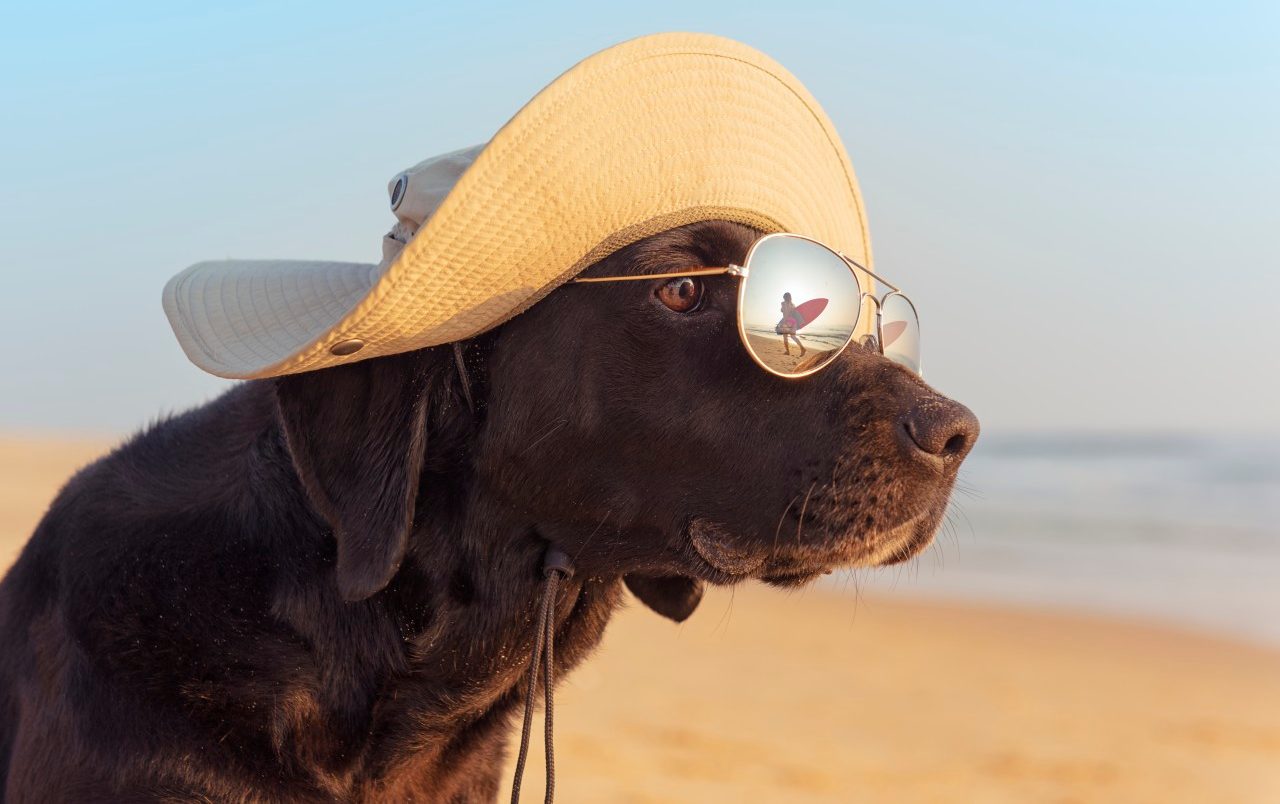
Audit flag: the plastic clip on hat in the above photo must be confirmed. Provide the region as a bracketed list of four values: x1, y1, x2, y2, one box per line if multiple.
[162, 32, 874, 379]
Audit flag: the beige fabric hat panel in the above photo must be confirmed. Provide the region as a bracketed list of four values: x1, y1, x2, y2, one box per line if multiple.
[163, 32, 873, 379]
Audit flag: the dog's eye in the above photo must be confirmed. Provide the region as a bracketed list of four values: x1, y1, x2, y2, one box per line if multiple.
[656, 278, 704, 313]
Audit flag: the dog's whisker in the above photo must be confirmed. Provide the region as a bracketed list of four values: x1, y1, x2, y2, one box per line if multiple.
[938, 513, 958, 562]
[773, 494, 801, 555]
[952, 471, 985, 501]
[571, 510, 612, 564]
[795, 482, 817, 544]
[520, 417, 570, 455]
[845, 567, 868, 630]
[949, 500, 977, 543]
[713, 586, 737, 638]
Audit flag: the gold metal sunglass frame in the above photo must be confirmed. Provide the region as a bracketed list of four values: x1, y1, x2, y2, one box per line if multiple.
[571, 232, 921, 379]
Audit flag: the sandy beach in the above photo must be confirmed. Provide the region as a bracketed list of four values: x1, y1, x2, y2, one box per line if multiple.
[2, 435, 1278, 802]
[743, 332, 842, 375]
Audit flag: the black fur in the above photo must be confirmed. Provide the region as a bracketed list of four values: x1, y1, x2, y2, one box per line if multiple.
[0, 221, 976, 801]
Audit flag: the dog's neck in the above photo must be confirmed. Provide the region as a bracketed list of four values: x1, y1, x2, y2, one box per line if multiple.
[277, 475, 623, 799]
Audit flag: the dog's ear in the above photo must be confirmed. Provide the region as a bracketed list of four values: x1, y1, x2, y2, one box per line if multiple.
[275, 350, 433, 602]
[624, 574, 704, 623]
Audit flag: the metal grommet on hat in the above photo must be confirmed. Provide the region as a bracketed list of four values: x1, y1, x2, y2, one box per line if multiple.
[389, 174, 409, 211]
[329, 338, 365, 356]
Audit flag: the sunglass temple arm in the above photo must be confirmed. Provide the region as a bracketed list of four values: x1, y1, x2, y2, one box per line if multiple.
[569, 267, 738, 283]
[838, 252, 899, 293]
[568, 254, 894, 291]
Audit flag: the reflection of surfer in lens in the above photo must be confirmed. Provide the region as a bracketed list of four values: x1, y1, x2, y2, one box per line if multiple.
[776, 292, 806, 356]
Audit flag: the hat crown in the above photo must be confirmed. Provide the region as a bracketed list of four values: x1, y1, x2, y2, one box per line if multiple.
[381, 143, 484, 267]
[388, 144, 485, 226]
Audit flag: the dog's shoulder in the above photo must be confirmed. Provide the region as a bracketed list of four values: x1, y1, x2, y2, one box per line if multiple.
[2, 381, 314, 647]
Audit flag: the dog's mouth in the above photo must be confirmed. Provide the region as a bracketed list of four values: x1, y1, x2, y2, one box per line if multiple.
[683, 502, 944, 588]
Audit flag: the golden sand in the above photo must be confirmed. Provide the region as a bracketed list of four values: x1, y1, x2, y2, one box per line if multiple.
[3, 436, 1278, 802]
[743, 332, 842, 375]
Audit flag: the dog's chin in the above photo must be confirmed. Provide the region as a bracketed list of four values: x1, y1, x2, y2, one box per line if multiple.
[685, 508, 944, 589]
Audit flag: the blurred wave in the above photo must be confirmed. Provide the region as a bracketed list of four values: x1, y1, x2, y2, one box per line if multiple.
[840, 432, 1280, 646]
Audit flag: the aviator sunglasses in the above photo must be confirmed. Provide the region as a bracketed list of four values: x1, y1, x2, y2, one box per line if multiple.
[572, 232, 921, 379]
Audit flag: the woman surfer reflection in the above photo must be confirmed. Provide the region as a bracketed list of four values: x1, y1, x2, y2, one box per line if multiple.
[776, 292, 807, 356]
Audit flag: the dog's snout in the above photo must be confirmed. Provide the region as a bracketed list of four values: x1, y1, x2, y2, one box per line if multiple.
[899, 398, 979, 465]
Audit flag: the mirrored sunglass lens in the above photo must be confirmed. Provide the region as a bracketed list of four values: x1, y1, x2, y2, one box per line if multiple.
[738, 236, 861, 376]
[880, 293, 921, 375]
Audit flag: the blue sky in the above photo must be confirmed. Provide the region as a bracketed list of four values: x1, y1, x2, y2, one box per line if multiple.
[1, 1, 1276, 434]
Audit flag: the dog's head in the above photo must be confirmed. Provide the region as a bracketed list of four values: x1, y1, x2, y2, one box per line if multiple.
[275, 221, 978, 620]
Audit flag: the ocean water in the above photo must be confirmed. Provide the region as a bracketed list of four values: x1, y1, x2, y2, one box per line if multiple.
[744, 325, 852, 351]
[836, 433, 1280, 647]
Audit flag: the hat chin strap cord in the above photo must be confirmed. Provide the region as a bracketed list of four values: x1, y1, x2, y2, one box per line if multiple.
[451, 340, 568, 802]
[509, 546, 575, 804]
[451, 342, 476, 414]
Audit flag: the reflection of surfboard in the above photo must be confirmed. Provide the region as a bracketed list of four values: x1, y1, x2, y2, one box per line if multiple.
[881, 320, 907, 348]
[776, 298, 828, 334]
[792, 298, 827, 330]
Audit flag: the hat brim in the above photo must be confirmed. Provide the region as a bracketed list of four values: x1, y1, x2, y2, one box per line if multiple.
[165, 32, 874, 379]
[164, 259, 377, 377]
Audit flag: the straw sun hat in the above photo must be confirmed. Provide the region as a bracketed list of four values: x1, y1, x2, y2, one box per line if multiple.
[163, 32, 872, 379]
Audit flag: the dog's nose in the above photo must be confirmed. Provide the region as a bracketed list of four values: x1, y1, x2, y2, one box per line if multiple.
[899, 398, 979, 465]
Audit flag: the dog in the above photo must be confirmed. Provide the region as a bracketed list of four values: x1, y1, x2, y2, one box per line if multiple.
[0, 220, 977, 801]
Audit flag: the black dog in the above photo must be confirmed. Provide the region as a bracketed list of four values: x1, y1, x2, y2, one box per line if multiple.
[0, 220, 977, 801]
